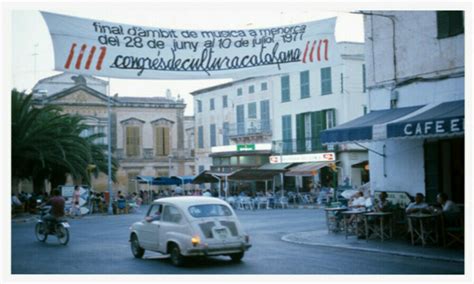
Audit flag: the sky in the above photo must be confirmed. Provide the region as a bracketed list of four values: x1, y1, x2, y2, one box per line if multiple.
[11, 3, 364, 115]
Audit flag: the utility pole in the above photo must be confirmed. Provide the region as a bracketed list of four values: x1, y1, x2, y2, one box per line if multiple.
[107, 79, 113, 215]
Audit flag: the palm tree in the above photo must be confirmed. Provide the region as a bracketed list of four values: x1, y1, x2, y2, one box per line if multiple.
[12, 90, 118, 194]
[80, 131, 119, 186]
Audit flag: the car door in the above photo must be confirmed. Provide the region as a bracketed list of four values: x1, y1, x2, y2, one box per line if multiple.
[159, 205, 185, 250]
[140, 203, 163, 251]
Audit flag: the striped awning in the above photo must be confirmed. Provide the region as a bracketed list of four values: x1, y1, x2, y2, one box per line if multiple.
[285, 162, 333, 176]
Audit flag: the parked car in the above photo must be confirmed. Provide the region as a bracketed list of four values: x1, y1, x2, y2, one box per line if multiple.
[129, 196, 252, 266]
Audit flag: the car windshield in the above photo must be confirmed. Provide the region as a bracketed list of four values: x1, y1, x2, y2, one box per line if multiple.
[188, 204, 233, 218]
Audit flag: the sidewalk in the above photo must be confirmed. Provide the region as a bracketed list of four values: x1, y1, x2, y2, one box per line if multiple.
[282, 229, 464, 263]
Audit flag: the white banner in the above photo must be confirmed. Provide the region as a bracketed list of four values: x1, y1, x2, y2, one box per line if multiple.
[269, 152, 335, 164]
[41, 12, 339, 80]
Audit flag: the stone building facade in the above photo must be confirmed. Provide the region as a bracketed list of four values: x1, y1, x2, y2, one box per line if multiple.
[32, 73, 195, 193]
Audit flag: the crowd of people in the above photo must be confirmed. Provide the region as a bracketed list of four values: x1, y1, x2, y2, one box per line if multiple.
[341, 189, 462, 240]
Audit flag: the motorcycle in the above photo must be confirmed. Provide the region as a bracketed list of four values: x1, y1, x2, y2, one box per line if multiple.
[34, 206, 70, 245]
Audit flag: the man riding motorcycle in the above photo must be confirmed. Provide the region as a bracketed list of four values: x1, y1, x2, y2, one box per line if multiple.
[42, 189, 65, 224]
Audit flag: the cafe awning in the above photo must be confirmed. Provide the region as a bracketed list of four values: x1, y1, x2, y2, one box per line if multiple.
[136, 176, 155, 184]
[192, 171, 220, 184]
[170, 175, 195, 185]
[228, 169, 283, 181]
[387, 100, 464, 139]
[285, 161, 333, 176]
[135, 176, 180, 186]
[153, 177, 179, 185]
[320, 106, 423, 144]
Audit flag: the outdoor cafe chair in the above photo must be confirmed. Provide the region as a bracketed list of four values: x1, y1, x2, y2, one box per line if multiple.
[275, 196, 289, 209]
[443, 210, 464, 247]
[255, 197, 269, 209]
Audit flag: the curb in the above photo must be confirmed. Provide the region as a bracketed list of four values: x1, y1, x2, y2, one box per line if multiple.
[281, 233, 464, 263]
[287, 205, 321, 209]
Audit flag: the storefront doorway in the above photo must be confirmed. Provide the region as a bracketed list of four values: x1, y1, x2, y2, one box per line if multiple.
[424, 138, 464, 204]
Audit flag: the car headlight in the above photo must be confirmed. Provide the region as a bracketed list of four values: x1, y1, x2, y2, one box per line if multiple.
[191, 235, 201, 246]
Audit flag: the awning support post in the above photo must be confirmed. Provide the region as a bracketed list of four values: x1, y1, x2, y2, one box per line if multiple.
[225, 175, 228, 199]
[280, 173, 284, 198]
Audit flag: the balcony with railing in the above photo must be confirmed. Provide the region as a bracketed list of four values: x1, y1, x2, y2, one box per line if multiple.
[227, 119, 272, 139]
[116, 148, 195, 162]
[272, 138, 327, 155]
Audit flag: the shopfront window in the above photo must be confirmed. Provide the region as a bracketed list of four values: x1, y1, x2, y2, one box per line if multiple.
[239, 155, 257, 165]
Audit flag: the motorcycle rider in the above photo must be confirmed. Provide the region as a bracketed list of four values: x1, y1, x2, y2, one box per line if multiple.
[42, 189, 66, 225]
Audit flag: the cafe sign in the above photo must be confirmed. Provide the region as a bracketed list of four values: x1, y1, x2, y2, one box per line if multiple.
[387, 117, 464, 138]
[211, 143, 271, 153]
[269, 152, 335, 164]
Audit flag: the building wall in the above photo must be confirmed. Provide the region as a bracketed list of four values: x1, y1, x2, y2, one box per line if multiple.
[115, 107, 179, 150]
[31, 73, 195, 194]
[364, 11, 464, 88]
[192, 42, 369, 186]
[368, 140, 425, 197]
[193, 77, 273, 172]
[363, 11, 464, 196]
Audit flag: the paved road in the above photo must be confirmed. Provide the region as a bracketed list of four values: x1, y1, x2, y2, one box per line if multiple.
[11, 208, 464, 274]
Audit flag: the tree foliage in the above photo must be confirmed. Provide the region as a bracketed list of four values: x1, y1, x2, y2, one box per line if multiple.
[12, 89, 118, 193]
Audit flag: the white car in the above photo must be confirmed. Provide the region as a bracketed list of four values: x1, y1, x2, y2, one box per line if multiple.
[129, 196, 251, 266]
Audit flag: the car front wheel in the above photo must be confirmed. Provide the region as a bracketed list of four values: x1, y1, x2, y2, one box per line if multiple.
[130, 234, 145, 258]
[229, 252, 244, 262]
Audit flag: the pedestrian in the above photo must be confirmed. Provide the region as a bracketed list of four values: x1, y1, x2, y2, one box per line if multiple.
[70, 185, 82, 218]
[175, 185, 183, 196]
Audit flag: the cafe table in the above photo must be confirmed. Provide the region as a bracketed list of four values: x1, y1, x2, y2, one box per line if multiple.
[324, 207, 347, 233]
[341, 210, 367, 239]
[362, 211, 393, 242]
[407, 212, 443, 247]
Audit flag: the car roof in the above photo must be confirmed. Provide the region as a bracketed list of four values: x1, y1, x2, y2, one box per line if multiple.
[152, 196, 229, 207]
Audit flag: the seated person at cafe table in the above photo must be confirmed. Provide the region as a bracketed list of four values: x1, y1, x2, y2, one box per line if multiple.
[436, 193, 460, 214]
[405, 193, 429, 214]
[349, 191, 367, 211]
[405, 193, 436, 240]
[347, 191, 370, 225]
[436, 192, 461, 227]
[374, 191, 392, 212]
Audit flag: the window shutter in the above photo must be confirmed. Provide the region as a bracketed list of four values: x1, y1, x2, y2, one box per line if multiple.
[126, 127, 132, 156]
[437, 11, 450, 38]
[449, 11, 464, 36]
[281, 75, 290, 102]
[296, 113, 306, 153]
[163, 128, 170, 155]
[132, 127, 140, 156]
[311, 111, 326, 151]
[155, 127, 164, 156]
[437, 11, 464, 38]
[321, 67, 332, 95]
